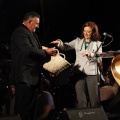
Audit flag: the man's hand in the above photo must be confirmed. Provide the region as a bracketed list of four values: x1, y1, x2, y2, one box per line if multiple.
[46, 47, 57, 56]
[10, 85, 15, 95]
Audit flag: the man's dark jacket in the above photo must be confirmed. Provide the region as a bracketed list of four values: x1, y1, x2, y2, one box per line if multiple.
[10, 24, 50, 85]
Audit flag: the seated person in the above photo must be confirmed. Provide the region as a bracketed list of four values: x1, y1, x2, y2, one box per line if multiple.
[35, 91, 57, 120]
[99, 65, 120, 113]
[34, 73, 58, 120]
[100, 65, 119, 101]
[9, 73, 57, 120]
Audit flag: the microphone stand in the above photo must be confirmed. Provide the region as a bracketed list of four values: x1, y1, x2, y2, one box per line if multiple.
[93, 35, 113, 104]
[93, 40, 104, 104]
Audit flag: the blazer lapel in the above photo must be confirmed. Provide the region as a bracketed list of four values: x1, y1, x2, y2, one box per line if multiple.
[77, 39, 85, 51]
[30, 32, 41, 48]
[21, 24, 42, 48]
[33, 33, 41, 48]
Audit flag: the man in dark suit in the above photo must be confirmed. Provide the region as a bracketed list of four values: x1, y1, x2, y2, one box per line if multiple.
[10, 11, 56, 120]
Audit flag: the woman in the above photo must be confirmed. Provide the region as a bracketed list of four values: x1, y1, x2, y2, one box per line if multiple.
[51, 21, 102, 108]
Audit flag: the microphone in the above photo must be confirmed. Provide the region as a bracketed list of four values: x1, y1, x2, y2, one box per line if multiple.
[103, 32, 113, 37]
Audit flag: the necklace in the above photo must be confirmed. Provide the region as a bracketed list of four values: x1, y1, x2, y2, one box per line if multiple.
[85, 41, 91, 49]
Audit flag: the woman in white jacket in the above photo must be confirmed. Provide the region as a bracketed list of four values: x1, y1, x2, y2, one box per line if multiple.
[51, 21, 102, 108]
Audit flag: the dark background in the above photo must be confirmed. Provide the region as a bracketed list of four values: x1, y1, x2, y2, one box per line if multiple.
[0, 0, 120, 70]
[0, 0, 120, 114]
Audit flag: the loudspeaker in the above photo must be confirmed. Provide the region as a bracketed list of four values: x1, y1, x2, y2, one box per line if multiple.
[64, 107, 108, 120]
[0, 114, 21, 120]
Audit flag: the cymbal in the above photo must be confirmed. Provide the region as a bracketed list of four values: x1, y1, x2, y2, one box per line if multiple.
[98, 50, 120, 58]
[97, 52, 114, 58]
[107, 50, 120, 56]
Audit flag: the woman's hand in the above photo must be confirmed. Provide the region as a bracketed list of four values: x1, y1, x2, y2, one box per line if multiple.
[50, 39, 61, 44]
[82, 51, 90, 56]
